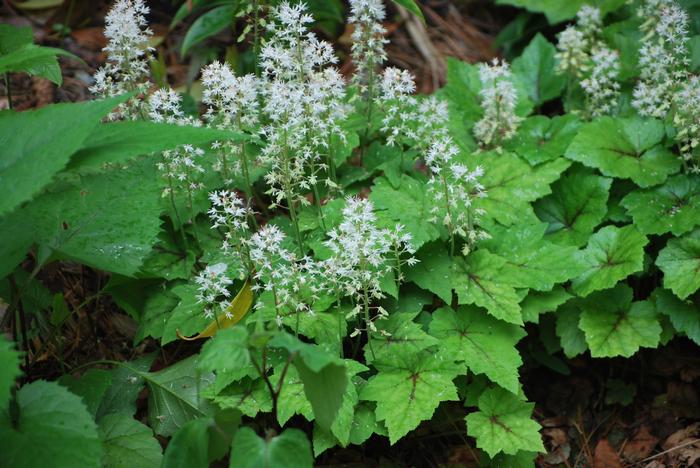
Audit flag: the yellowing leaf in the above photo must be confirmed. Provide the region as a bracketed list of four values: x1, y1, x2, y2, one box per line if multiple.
[177, 280, 253, 341]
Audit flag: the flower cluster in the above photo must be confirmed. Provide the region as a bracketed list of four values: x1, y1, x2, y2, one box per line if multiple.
[349, 0, 388, 91]
[633, 0, 690, 118]
[555, 6, 602, 77]
[580, 47, 621, 117]
[208, 190, 255, 277]
[195, 263, 234, 320]
[672, 75, 700, 172]
[473, 59, 521, 148]
[91, 0, 154, 119]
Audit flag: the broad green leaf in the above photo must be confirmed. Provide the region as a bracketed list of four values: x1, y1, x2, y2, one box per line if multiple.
[654, 288, 700, 345]
[466, 387, 544, 458]
[475, 152, 570, 226]
[0, 41, 78, 84]
[204, 377, 272, 418]
[657, 229, 700, 299]
[162, 284, 208, 345]
[621, 174, 700, 235]
[565, 117, 680, 187]
[197, 327, 252, 394]
[161, 417, 210, 468]
[508, 115, 580, 165]
[230, 427, 313, 468]
[391, 0, 425, 22]
[271, 365, 314, 426]
[429, 306, 525, 393]
[98, 414, 163, 468]
[0, 23, 33, 52]
[487, 451, 538, 467]
[534, 166, 612, 247]
[0, 335, 21, 409]
[0, 95, 127, 216]
[0, 380, 102, 468]
[578, 285, 661, 357]
[182, 5, 237, 56]
[365, 310, 439, 364]
[360, 351, 462, 444]
[520, 286, 572, 323]
[406, 242, 453, 303]
[96, 355, 155, 420]
[481, 222, 584, 291]
[145, 355, 214, 436]
[554, 301, 588, 358]
[0, 209, 33, 279]
[371, 175, 441, 249]
[70, 120, 248, 172]
[495, 0, 626, 24]
[511, 34, 566, 106]
[571, 225, 648, 297]
[58, 369, 113, 418]
[452, 249, 523, 325]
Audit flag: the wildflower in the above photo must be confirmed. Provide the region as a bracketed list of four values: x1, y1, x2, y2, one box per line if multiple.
[208, 190, 255, 277]
[377, 67, 418, 147]
[555, 6, 603, 77]
[580, 47, 620, 117]
[349, 0, 388, 89]
[473, 59, 521, 148]
[673, 75, 700, 172]
[195, 263, 233, 319]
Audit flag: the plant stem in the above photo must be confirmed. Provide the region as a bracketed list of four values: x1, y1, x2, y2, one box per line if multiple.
[440, 173, 456, 257]
[5, 73, 12, 110]
[363, 287, 375, 361]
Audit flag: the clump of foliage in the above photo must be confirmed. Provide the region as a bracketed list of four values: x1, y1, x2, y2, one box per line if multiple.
[2, 0, 700, 466]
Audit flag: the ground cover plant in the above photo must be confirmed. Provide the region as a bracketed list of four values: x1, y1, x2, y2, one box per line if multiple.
[2, 0, 700, 466]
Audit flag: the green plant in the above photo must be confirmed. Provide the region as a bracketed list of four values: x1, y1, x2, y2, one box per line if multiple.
[2, 0, 700, 466]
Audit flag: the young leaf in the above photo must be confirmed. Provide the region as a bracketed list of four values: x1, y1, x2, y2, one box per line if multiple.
[360, 351, 462, 444]
[0, 380, 102, 468]
[161, 417, 211, 468]
[0, 95, 127, 217]
[466, 387, 544, 458]
[452, 250, 523, 325]
[620, 174, 700, 236]
[429, 306, 525, 393]
[654, 288, 700, 345]
[98, 414, 163, 468]
[507, 115, 580, 165]
[511, 34, 566, 106]
[657, 229, 700, 299]
[571, 225, 648, 297]
[578, 285, 661, 357]
[534, 167, 612, 247]
[0, 335, 21, 410]
[565, 117, 680, 188]
[230, 427, 313, 468]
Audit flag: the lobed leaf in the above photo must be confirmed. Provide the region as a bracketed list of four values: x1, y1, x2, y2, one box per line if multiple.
[657, 229, 700, 300]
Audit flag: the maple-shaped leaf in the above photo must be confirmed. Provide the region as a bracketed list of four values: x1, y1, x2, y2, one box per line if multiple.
[571, 225, 648, 297]
[466, 387, 545, 458]
[452, 249, 523, 325]
[657, 229, 700, 300]
[359, 351, 462, 444]
[371, 174, 442, 249]
[565, 117, 680, 187]
[511, 34, 567, 106]
[554, 300, 588, 358]
[654, 288, 700, 345]
[406, 242, 453, 303]
[481, 222, 584, 291]
[621, 174, 700, 236]
[578, 285, 661, 357]
[429, 306, 525, 393]
[473, 151, 570, 226]
[508, 115, 580, 166]
[203, 377, 272, 418]
[364, 311, 439, 364]
[534, 166, 612, 247]
[520, 286, 572, 323]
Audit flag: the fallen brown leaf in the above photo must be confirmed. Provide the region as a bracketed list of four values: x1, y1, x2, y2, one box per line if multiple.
[594, 439, 623, 468]
[623, 425, 659, 462]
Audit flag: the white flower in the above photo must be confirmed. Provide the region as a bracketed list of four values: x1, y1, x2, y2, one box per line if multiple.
[473, 59, 521, 147]
[555, 26, 589, 76]
[673, 75, 700, 172]
[349, 0, 388, 88]
[202, 61, 260, 129]
[195, 263, 233, 319]
[580, 46, 620, 117]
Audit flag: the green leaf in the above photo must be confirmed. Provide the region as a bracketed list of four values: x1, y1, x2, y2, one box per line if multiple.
[0, 335, 21, 410]
[555, 301, 588, 358]
[508, 115, 580, 165]
[0, 380, 102, 468]
[204, 377, 271, 418]
[0, 24, 33, 53]
[466, 387, 544, 458]
[452, 250, 523, 325]
[534, 166, 612, 247]
[391, 0, 425, 22]
[0, 39, 78, 84]
[58, 369, 113, 418]
[494, 0, 626, 24]
[0, 95, 127, 217]
[475, 152, 570, 226]
[654, 288, 700, 345]
[565, 117, 680, 188]
[182, 5, 237, 56]
[481, 222, 584, 291]
[70, 120, 248, 172]
[511, 34, 566, 106]
[197, 327, 252, 393]
[657, 229, 700, 299]
[162, 284, 208, 345]
[272, 365, 314, 426]
[230, 427, 313, 468]
[621, 174, 700, 236]
[98, 414, 163, 468]
[520, 286, 572, 323]
[571, 225, 648, 297]
[145, 355, 214, 436]
[430, 306, 525, 393]
[406, 242, 453, 303]
[161, 417, 211, 468]
[97, 355, 155, 420]
[360, 351, 462, 444]
[578, 285, 661, 357]
[370, 175, 441, 249]
[365, 310, 439, 364]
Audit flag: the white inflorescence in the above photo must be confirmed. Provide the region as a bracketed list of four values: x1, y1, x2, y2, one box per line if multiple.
[673, 75, 700, 172]
[580, 47, 621, 117]
[195, 263, 234, 319]
[208, 190, 255, 277]
[473, 59, 521, 148]
[349, 0, 388, 89]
